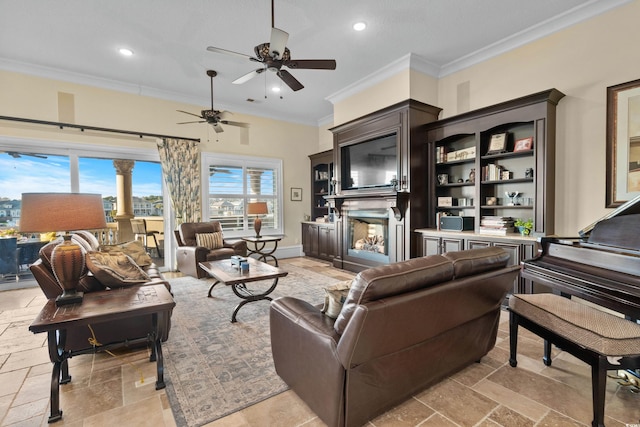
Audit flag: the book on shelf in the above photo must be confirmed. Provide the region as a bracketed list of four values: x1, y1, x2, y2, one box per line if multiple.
[478, 226, 512, 236]
[479, 216, 515, 235]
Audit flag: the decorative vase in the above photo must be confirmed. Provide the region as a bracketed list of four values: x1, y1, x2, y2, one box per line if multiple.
[517, 226, 531, 236]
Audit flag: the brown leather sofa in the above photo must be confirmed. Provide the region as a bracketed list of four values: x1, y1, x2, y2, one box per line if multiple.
[30, 231, 172, 350]
[174, 221, 247, 278]
[270, 247, 520, 427]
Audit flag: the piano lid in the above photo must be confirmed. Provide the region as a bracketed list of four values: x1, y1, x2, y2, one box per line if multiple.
[579, 193, 640, 237]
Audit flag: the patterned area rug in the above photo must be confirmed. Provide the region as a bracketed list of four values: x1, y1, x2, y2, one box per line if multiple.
[164, 263, 332, 427]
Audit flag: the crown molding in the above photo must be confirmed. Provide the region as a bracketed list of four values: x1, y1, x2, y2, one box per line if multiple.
[439, 0, 633, 76]
[0, 58, 319, 127]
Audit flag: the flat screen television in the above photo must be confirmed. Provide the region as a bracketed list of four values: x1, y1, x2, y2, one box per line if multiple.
[341, 133, 397, 190]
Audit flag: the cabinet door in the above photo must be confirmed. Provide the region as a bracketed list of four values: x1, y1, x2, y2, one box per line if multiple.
[318, 225, 336, 260]
[493, 241, 521, 294]
[420, 235, 441, 256]
[441, 238, 464, 254]
[302, 223, 319, 257]
[467, 239, 491, 250]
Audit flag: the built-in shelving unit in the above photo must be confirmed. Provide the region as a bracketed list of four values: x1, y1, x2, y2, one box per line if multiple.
[427, 88, 565, 237]
[310, 150, 333, 222]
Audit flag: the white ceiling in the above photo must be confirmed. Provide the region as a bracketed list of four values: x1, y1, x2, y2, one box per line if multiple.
[0, 0, 630, 126]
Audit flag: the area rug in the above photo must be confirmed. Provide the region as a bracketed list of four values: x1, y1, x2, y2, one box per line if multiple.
[163, 264, 332, 427]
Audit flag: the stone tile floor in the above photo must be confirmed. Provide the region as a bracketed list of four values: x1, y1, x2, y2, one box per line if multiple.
[1, 257, 640, 426]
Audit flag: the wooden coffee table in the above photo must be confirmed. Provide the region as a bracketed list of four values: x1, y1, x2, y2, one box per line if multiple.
[199, 257, 288, 323]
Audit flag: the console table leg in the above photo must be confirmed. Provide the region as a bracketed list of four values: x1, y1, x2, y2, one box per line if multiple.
[48, 360, 63, 423]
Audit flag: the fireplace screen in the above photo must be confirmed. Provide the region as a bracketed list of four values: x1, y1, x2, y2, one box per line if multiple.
[347, 209, 389, 264]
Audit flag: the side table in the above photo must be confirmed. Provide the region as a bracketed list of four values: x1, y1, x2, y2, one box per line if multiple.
[242, 235, 283, 266]
[29, 284, 175, 423]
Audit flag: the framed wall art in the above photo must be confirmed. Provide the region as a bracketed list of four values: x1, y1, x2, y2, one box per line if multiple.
[513, 137, 533, 152]
[291, 187, 302, 201]
[606, 78, 640, 207]
[486, 133, 508, 155]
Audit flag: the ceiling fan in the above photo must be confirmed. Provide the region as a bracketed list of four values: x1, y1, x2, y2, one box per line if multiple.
[5, 151, 47, 159]
[177, 70, 249, 133]
[206, 0, 336, 92]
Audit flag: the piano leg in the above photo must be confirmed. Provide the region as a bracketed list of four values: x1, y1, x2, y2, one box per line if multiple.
[591, 358, 607, 427]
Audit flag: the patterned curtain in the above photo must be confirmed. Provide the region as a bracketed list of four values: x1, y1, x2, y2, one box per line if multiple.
[157, 138, 201, 224]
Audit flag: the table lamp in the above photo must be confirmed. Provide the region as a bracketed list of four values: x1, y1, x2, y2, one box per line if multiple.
[19, 193, 107, 306]
[247, 202, 268, 238]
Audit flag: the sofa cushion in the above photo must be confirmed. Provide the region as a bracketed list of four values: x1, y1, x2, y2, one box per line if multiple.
[39, 235, 94, 270]
[442, 246, 510, 279]
[179, 222, 223, 247]
[196, 232, 224, 249]
[85, 251, 150, 288]
[100, 240, 153, 267]
[334, 255, 454, 335]
[322, 280, 353, 319]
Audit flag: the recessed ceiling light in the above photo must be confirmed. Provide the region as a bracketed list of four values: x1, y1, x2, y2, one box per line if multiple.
[353, 22, 366, 31]
[118, 48, 134, 57]
[271, 87, 281, 93]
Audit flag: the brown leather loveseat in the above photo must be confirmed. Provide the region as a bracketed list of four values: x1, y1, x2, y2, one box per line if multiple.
[174, 221, 247, 278]
[270, 247, 520, 427]
[30, 231, 172, 350]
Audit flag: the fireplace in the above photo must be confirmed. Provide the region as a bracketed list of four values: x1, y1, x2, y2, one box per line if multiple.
[347, 209, 389, 264]
[326, 191, 408, 272]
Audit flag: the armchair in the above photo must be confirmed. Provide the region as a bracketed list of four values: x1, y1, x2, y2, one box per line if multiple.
[174, 221, 247, 278]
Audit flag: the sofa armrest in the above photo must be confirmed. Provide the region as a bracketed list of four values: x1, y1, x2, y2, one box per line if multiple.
[176, 245, 209, 278]
[270, 296, 346, 426]
[224, 239, 247, 256]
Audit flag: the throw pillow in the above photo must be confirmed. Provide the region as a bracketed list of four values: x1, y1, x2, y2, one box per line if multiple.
[85, 251, 150, 289]
[322, 280, 353, 319]
[196, 232, 224, 249]
[100, 240, 153, 267]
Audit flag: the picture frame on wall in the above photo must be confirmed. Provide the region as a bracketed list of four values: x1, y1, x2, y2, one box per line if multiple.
[291, 187, 302, 201]
[486, 133, 508, 155]
[513, 137, 533, 152]
[606, 78, 640, 207]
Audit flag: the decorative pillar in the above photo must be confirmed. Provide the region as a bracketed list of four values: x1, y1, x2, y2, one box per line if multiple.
[113, 159, 135, 242]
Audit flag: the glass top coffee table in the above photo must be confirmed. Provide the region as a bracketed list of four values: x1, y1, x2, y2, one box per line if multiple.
[199, 257, 288, 323]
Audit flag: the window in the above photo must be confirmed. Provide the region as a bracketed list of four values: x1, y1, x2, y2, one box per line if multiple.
[202, 153, 282, 237]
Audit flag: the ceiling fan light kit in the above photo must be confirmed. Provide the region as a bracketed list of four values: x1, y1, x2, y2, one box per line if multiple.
[176, 70, 250, 133]
[206, 0, 336, 92]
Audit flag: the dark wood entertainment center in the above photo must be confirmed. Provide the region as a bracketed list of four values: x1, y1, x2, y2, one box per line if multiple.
[302, 90, 563, 278]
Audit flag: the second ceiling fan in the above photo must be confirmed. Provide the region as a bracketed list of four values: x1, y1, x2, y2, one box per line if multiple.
[206, 0, 336, 92]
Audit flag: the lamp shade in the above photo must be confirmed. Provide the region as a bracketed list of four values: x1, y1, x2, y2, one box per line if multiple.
[247, 202, 268, 215]
[19, 193, 107, 233]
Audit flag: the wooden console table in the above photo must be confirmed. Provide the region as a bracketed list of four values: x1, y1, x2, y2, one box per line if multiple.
[29, 284, 175, 423]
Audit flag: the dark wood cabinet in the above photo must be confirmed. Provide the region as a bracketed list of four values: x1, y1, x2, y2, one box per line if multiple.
[420, 234, 464, 256]
[302, 222, 335, 261]
[309, 150, 333, 222]
[426, 89, 564, 236]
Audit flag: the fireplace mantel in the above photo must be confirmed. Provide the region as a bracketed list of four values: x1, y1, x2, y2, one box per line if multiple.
[325, 191, 410, 220]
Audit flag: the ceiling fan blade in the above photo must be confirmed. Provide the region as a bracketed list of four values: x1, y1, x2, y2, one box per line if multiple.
[233, 68, 265, 85]
[177, 110, 204, 119]
[217, 110, 233, 119]
[269, 27, 289, 60]
[277, 69, 304, 91]
[177, 120, 206, 124]
[221, 120, 250, 128]
[285, 59, 337, 70]
[206, 46, 256, 62]
[212, 123, 224, 133]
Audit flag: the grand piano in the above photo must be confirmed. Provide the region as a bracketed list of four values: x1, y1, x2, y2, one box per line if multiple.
[521, 194, 640, 320]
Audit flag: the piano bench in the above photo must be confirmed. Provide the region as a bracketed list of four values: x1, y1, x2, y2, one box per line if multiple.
[508, 293, 640, 427]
